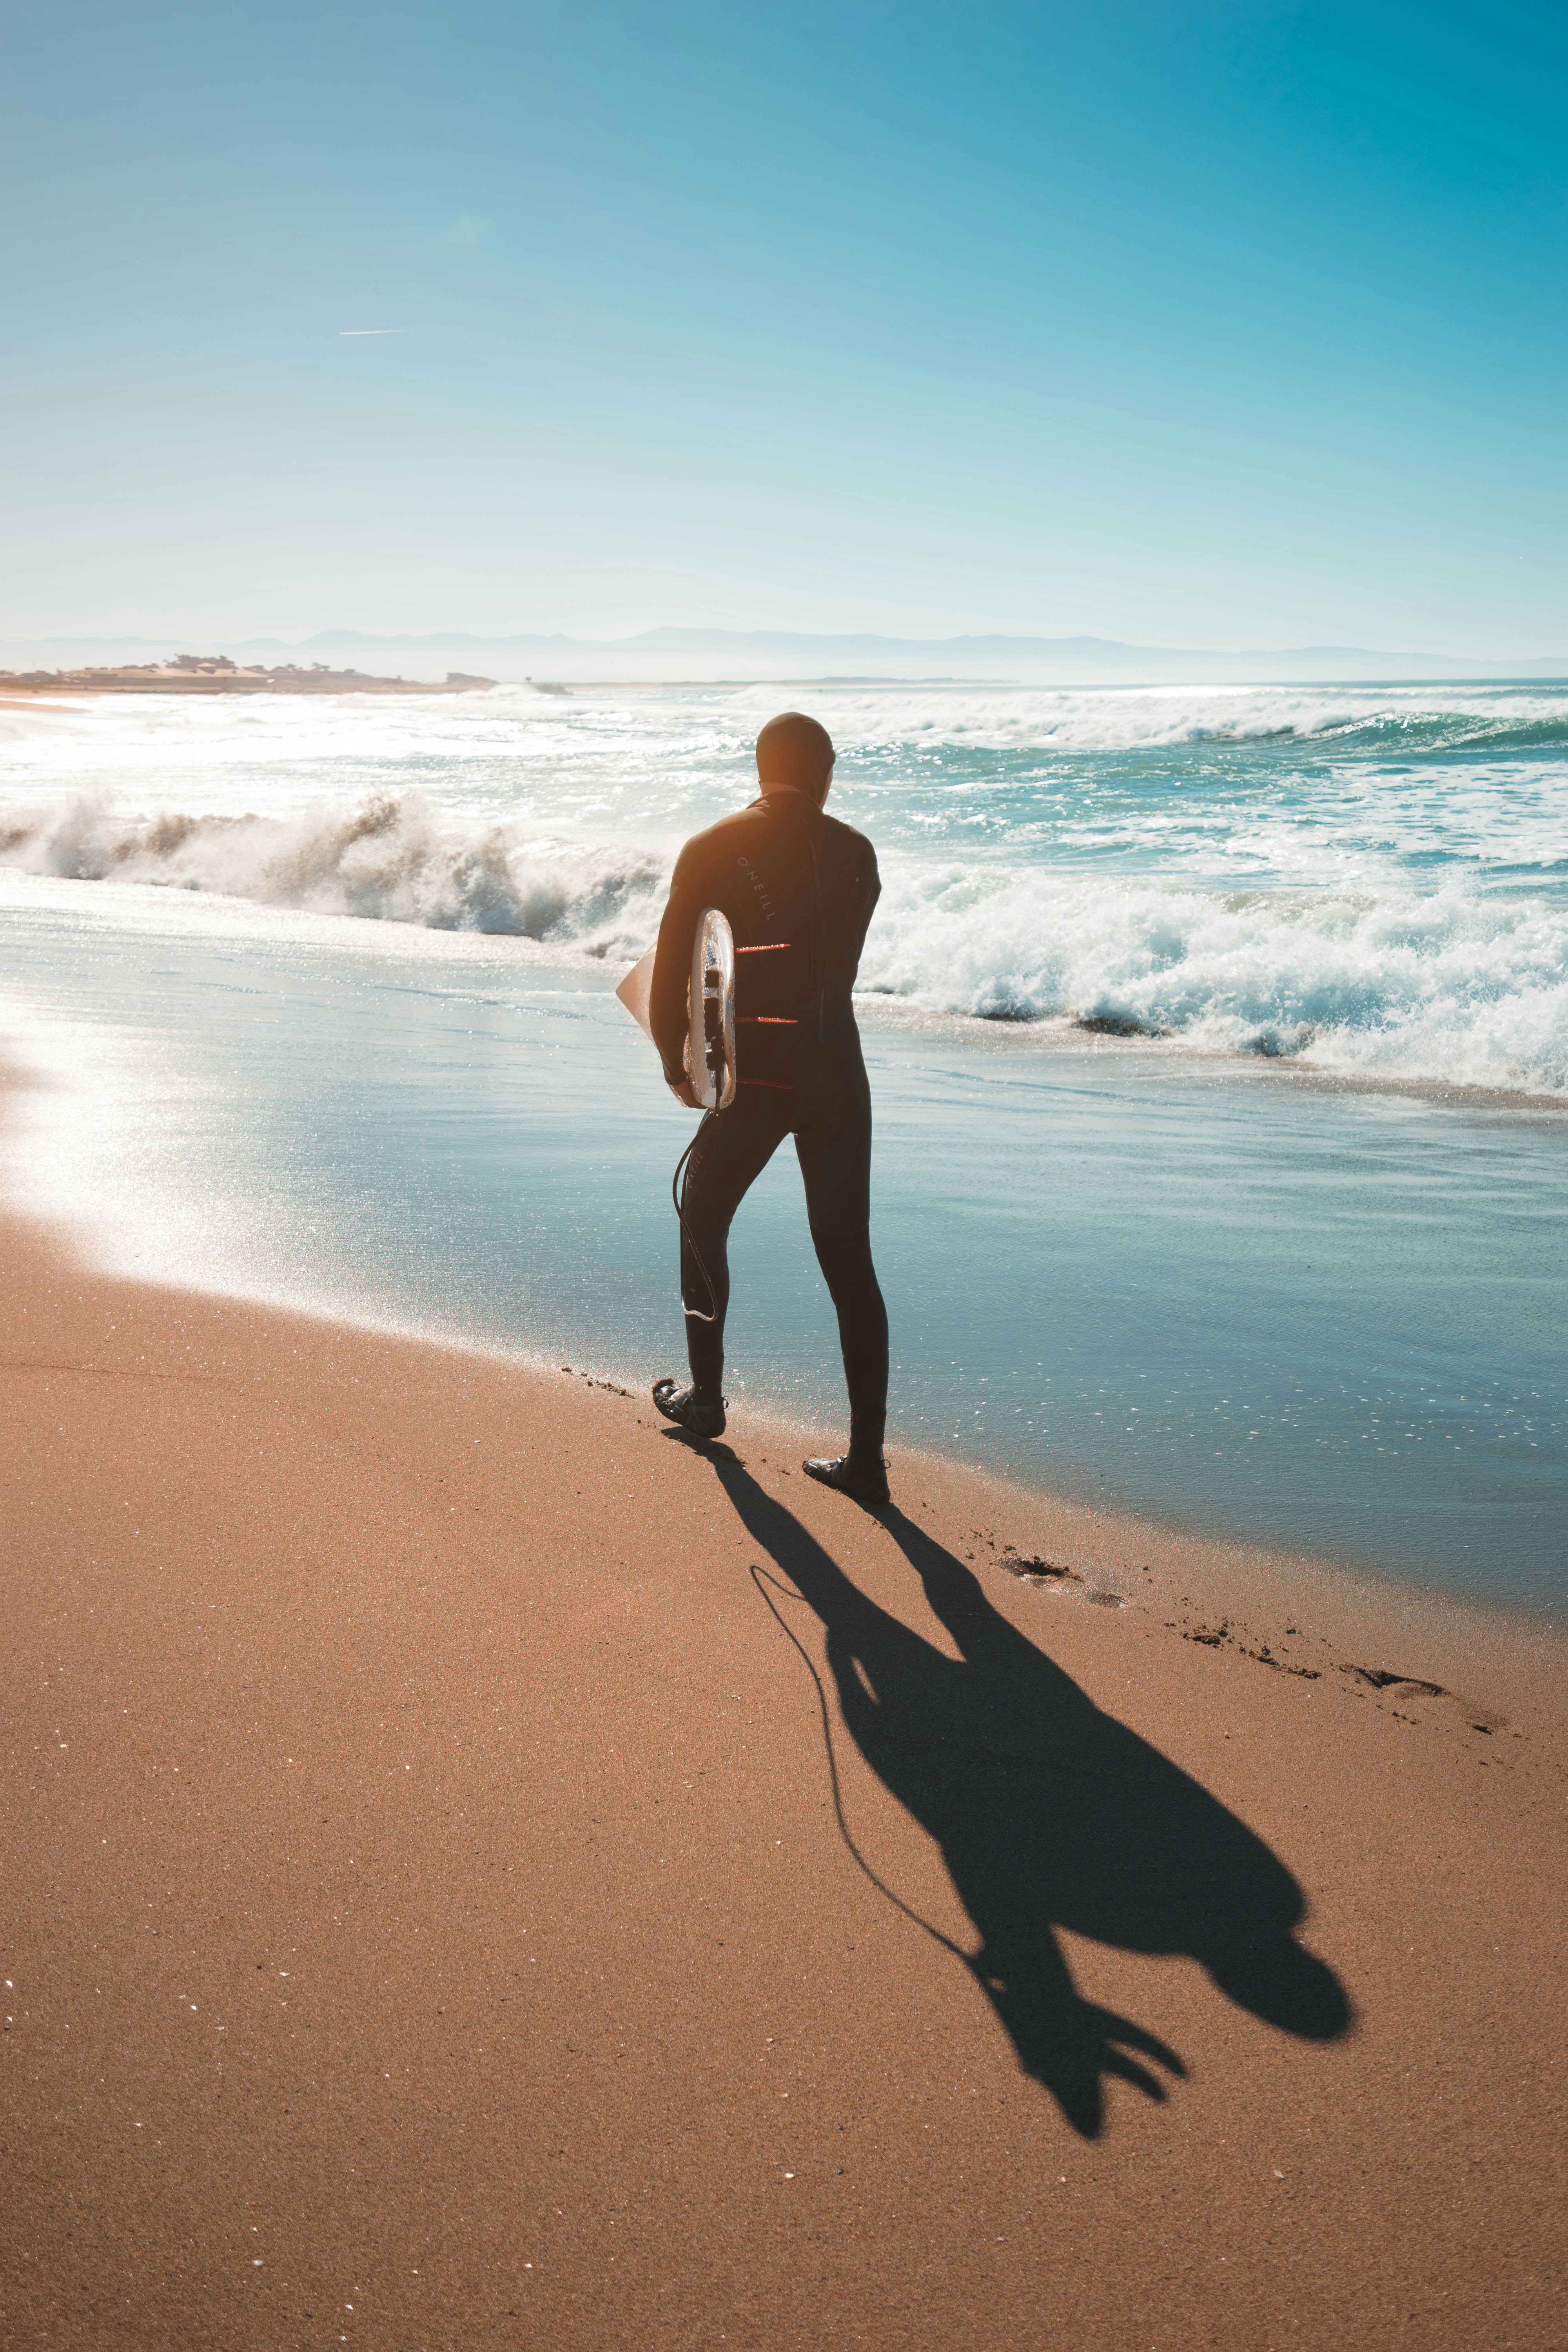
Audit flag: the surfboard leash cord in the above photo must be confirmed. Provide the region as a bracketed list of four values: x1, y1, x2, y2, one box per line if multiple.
[748, 1558, 977, 1976]
[673, 1114, 721, 1325]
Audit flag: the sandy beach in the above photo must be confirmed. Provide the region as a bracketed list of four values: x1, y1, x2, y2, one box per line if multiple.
[3, 1098, 1564, 2350]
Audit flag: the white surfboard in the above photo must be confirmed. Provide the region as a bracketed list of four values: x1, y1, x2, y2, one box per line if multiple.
[616, 911, 737, 1109]
[615, 944, 657, 1038]
[688, 907, 737, 1110]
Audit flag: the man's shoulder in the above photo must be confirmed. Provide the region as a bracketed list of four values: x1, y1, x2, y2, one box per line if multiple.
[675, 804, 760, 864]
[675, 799, 876, 867]
[819, 809, 878, 865]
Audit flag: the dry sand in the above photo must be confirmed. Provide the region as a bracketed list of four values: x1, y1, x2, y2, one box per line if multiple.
[2, 1189, 1565, 2348]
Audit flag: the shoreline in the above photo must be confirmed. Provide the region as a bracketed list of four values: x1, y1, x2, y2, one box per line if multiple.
[0, 929, 1561, 1617]
[0, 855, 1561, 1118]
[4, 998, 1561, 1633]
[14, 1135, 1566, 1653]
[853, 993, 1568, 1115]
[2, 1127, 1565, 2343]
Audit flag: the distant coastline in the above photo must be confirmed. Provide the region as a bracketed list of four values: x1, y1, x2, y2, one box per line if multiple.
[4, 628, 1566, 688]
[0, 653, 494, 698]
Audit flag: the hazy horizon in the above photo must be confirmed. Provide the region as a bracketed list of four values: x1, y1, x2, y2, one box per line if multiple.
[5, 621, 1566, 689]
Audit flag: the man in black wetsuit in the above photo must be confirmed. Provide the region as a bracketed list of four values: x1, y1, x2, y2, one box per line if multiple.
[648, 711, 890, 1504]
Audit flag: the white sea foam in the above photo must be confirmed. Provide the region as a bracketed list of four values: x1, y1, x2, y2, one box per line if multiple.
[728, 678, 1568, 752]
[2, 681, 1564, 1097]
[0, 793, 669, 952]
[858, 864, 1568, 1095]
[2, 791, 1564, 1095]
[4, 677, 1567, 778]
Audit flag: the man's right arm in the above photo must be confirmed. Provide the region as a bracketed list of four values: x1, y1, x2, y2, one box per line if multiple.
[650, 839, 705, 1088]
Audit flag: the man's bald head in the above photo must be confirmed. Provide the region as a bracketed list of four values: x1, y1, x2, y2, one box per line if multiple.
[755, 711, 835, 805]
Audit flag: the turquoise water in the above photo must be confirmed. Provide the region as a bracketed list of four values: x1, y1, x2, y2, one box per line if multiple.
[4, 677, 1565, 1091]
[0, 680, 1563, 1610]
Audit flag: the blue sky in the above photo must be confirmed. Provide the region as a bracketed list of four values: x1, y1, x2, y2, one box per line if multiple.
[4, 1, 1565, 651]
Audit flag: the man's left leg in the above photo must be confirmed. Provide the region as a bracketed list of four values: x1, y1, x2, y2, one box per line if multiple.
[795, 1088, 889, 1500]
[811, 1225, 889, 1472]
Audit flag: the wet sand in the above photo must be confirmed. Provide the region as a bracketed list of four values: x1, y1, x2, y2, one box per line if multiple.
[2, 1183, 1565, 2346]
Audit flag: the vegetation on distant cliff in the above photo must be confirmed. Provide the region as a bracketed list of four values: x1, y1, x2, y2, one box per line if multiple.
[0, 657, 493, 696]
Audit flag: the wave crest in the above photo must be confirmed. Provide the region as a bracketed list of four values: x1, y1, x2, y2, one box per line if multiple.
[730, 681, 1568, 755]
[4, 792, 1564, 1096]
[859, 866, 1568, 1095]
[0, 792, 668, 956]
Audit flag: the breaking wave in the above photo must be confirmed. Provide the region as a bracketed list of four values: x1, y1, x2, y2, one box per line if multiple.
[860, 863, 1568, 1097]
[726, 681, 1568, 757]
[0, 791, 669, 959]
[4, 790, 1564, 1097]
[4, 678, 1568, 773]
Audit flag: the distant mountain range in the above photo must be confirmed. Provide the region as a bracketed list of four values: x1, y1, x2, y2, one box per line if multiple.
[4, 626, 1564, 684]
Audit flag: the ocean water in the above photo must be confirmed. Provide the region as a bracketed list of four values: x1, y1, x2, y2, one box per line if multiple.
[1, 681, 1564, 1610]
[4, 677, 1566, 1093]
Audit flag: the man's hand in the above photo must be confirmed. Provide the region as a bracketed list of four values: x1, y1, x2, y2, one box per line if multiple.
[666, 1074, 702, 1109]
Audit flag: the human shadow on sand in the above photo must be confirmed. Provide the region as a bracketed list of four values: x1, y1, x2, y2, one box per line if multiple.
[704, 1451, 1352, 2138]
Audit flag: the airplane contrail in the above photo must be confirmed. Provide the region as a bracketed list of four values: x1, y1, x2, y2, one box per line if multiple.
[340, 328, 405, 336]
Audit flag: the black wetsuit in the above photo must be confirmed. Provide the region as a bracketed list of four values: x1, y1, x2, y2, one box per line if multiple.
[650, 787, 887, 1457]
